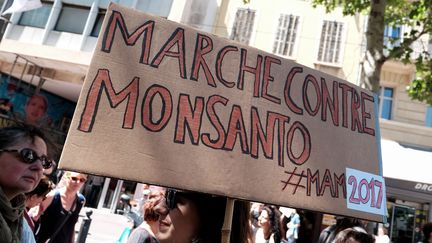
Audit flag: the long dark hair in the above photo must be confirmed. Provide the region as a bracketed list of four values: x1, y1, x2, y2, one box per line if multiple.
[321, 217, 364, 243]
[334, 227, 374, 243]
[261, 205, 282, 243]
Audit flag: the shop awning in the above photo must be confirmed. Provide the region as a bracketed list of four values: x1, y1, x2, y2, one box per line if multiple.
[381, 139, 432, 184]
[0, 51, 86, 101]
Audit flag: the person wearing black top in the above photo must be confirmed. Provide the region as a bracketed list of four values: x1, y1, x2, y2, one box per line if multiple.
[34, 171, 86, 243]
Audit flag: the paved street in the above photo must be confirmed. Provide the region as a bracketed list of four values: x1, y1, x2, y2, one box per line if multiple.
[75, 207, 131, 243]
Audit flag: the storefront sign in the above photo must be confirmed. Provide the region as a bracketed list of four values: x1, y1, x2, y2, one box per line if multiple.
[415, 183, 432, 192]
[385, 177, 432, 197]
[346, 168, 387, 216]
[60, 3, 384, 221]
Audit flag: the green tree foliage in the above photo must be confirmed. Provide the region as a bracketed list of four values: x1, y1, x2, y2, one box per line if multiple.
[311, 0, 432, 105]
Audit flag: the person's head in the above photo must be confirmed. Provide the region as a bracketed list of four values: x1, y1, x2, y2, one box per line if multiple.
[250, 202, 263, 227]
[155, 189, 251, 243]
[62, 171, 87, 192]
[25, 95, 48, 124]
[335, 217, 364, 232]
[0, 124, 53, 200]
[143, 191, 164, 223]
[422, 222, 432, 242]
[25, 176, 53, 208]
[334, 227, 375, 243]
[258, 205, 281, 242]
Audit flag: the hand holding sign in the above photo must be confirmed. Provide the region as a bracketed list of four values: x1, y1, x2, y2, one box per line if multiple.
[346, 168, 387, 216]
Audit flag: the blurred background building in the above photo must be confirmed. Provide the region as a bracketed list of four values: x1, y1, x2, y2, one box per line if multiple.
[0, 0, 430, 242]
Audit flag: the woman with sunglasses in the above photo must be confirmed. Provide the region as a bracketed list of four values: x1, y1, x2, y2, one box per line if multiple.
[34, 171, 87, 243]
[155, 189, 252, 243]
[254, 205, 282, 243]
[0, 124, 53, 242]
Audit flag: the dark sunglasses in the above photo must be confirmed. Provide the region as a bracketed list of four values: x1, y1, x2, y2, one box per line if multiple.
[165, 189, 199, 210]
[0, 148, 54, 169]
[166, 189, 177, 210]
[70, 176, 86, 183]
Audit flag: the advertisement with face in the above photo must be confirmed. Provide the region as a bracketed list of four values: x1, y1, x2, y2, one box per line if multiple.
[0, 75, 75, 131]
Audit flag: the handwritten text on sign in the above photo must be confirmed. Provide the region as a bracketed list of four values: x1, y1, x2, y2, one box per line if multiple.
[59, 3, 383, 221]
[346, 168, 387, 216]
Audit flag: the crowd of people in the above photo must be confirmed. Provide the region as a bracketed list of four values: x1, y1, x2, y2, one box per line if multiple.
[1, 124, 432, 243]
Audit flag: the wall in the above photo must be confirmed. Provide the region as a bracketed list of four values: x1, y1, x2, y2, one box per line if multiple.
[379, 64, 432, 147]
[213, 0, 365, 85]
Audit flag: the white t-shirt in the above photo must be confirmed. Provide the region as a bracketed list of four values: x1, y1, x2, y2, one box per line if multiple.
[255, 228, 275, 243]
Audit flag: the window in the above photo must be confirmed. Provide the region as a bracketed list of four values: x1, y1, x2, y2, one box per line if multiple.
[230, 8, 256, 45]
[426, 106, 432, 127]
[384, 25, 402, 50]
[273, 14, 300, 57]
[378, 87, 394, 120]
[90, 11, 105, 37]
[54, 5, 89, 34]
[18, 2, 52, 28]
[317, 20, 344, 64]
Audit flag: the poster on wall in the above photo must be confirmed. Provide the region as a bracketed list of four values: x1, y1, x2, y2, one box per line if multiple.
[59, 3, 385, 221]
[0, 75, 75, 132]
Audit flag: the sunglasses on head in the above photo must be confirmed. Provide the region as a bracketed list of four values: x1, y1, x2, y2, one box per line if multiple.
[0, 148, 54, 169]
[70, 176, 86, 183]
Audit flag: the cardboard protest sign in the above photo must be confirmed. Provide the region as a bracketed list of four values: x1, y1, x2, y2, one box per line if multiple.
[60, 3, 385, 221]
